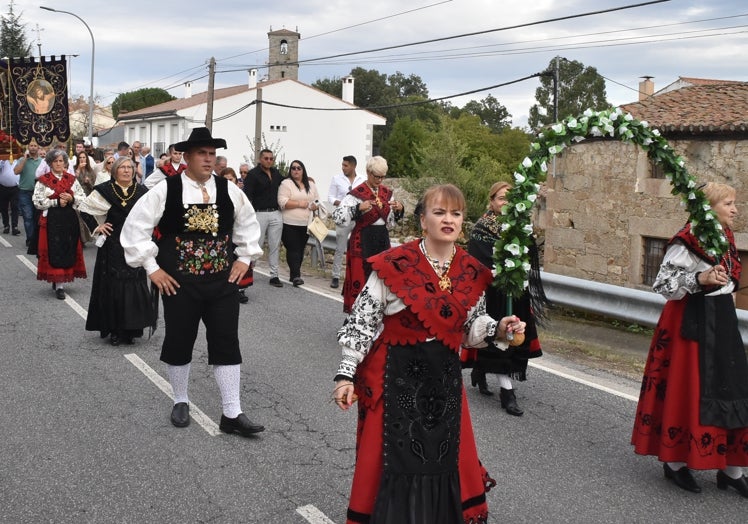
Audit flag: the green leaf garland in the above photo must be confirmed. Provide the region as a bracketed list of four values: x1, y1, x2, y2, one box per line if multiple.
[492, 107, 729, 297]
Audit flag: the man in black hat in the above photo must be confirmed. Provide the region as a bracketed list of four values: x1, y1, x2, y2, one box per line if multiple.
[121, 127, 265, 437]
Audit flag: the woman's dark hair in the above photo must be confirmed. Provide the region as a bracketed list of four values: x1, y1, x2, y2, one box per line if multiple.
[288, 159, 311, 193]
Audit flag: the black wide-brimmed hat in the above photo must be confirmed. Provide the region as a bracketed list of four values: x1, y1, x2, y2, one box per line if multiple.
[174, 127, 227, 152]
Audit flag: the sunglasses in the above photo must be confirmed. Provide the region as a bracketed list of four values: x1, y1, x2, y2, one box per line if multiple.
[290, 166, 302, 171]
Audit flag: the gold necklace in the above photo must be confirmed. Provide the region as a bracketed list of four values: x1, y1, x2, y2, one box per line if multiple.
[112, 181, 136, 207]
[421, 239, 456, 293]
[367, 183, 383, 208]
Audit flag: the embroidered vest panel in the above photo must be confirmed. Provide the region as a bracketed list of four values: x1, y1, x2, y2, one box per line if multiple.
[156, 175, 235, 281]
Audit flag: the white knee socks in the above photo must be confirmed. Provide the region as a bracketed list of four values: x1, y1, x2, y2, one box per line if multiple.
[214, 364, 242, 418]
[167, 363, 191, 404]
[497, 374, 513, 390]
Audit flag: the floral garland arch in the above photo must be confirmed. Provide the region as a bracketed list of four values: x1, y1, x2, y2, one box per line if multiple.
[492, 107, 729, 298]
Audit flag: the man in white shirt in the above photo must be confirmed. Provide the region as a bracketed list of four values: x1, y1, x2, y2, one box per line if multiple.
[327, 155, 366, 288]
[144, 144, 185, 189]
[120, 127, 265, 437]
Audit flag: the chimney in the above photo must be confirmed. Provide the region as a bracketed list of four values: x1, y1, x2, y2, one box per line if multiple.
[248, 69, 258, 90]
[639, 76, 654, 101]
[342, 75, 355, 104]
[184, 81, 192, 99]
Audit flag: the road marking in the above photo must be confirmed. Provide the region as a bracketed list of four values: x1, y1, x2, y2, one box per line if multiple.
[529, 361, 639, 402]
[17, 254, 88, 320]
[254, 268, 343, 302]
[124, 353, 221, 436]
[0, 236, 12, 248]
[296, 505, 337, 524]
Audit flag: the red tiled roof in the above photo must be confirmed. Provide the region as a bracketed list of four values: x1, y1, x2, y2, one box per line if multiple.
[621, 82, 748, 135]
[676, 76, 744, 86]
[118, 85, 252, 120]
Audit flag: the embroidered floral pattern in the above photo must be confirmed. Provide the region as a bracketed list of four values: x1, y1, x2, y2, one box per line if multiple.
[175, 234, 230, 275]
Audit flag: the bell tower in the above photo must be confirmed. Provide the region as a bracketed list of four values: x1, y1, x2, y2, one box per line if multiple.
[267, 27, 300, 81]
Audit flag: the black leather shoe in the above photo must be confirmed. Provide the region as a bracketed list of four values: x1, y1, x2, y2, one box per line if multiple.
[55, 288, 66, 300]
[170, 402, 190, 428]
[219, 413, 265, 436]
[2, 226, 8, 234]
[292, 277, 304, 287]
[499, 388, 524, 416]
[268, 277, 283, 288]
[663, 463, 701, 493]
[11, 228, 20, 236]
[717, 471, 748, 498]
[330, 277, 339, 289]
[470, 368, 493, 396]
[110, 334, 120, 346]
[238, 289, 249, 303]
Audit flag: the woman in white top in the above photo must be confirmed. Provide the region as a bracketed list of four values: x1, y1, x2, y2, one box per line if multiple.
[277, 160, 319, 286]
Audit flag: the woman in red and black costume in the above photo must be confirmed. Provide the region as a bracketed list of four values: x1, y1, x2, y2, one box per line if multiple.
[332, 156, 404, 313]
[632, 182, 748, 498]
[32, 149, 87, 300]
[333, 184, 526, 523]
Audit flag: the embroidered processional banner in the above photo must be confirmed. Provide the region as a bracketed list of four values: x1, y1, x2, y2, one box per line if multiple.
[6, 56, 70, 146]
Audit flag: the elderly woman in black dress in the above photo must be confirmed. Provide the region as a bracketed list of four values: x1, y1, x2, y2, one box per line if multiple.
[78, 157, 155, 345]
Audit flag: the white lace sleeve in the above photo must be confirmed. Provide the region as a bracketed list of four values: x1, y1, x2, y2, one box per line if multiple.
[463, 294, 500, 349]
[332, 193, 361, 228]
[652, 243, 705, 300]
[335, 273, 389, 379]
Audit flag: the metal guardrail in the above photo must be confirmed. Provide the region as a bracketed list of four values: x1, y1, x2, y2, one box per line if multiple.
[307, 231, 748, 345]
[540, 270, 748, 346]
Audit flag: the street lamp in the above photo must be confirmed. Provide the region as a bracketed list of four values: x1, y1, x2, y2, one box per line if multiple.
[40, 6, 95, 143]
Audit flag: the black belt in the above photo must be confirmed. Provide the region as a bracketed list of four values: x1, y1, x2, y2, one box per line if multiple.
[256, 208, 278, 212]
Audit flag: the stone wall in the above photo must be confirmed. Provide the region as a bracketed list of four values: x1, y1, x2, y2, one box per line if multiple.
[539, 137, 748, 300]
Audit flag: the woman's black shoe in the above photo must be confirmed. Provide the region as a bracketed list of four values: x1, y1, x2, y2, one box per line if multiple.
[663, 463, 701, 493]
[499, 388, 524, 416]
[717, 471, 748, 498]
[110, 334, 120, 346]
[470, 368, 493, 396]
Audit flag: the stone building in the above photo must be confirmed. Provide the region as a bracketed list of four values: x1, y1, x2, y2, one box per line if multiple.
[538, 80, 748, 308]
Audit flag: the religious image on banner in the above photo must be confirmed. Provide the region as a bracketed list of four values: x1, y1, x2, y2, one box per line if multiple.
[7, 56, 70, 146]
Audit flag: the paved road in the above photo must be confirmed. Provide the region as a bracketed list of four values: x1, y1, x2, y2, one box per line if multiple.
[0, 235, 745, 523]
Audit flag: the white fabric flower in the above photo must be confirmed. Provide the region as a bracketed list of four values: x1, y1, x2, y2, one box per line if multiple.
[501, 223, 511, 231]
[514, 172, 526, 184]
[516, 202, 526, 212]
[540, 161, 548, 173]
[642, 138, 653, 145]
[522, 262, 531, 272]
[527, 194, 537, 203]
[584, 108, 594, 117]
[523, 224, 534, 233]
[505, 243, 521, 256]
[522, 157, 532, 168]
[590, 126, 603, 137]
[504, 259, 516, 269]
[551, 123, 564, 133]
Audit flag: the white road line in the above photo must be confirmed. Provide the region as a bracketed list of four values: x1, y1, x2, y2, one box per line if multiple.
[124, 353, 221, 436]
[254, 268, 343, 302]
[529, 361, 639, 402]
[16, 254, 88, 320]
[296, 505, 337, 524]
[0, 236, 12, 248]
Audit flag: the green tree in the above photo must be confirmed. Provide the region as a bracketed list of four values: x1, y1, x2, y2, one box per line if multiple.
[380, 117, 430, 178]
[0, 1, 31, 58]
[528, 56, 609, 130]
[460, 94, 511, 134]
[112, 88, 176, 119]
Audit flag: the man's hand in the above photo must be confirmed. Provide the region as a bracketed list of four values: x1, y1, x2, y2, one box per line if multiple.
[150, 268, 180, 296]
[228, 260, 250, 284]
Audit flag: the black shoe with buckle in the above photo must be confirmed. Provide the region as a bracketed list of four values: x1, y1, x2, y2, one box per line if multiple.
[330, 277, 339, 289]
[219, 413, 265, 437]
[238, 289, 249, 303]
[170, 402, 190, 428]
[663, 463, 701, 493]
[268, 277, 283, 288]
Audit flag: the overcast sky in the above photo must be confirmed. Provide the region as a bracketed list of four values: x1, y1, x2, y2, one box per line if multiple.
[13, 0, 748, 128]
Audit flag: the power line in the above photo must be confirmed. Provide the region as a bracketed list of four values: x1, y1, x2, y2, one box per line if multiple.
[292, 0, 672, 65]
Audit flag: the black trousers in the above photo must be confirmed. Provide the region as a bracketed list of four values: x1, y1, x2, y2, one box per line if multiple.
[281, 223, 309, 280]
[160, 277, 241, 366]
[0, 185, 19, 228]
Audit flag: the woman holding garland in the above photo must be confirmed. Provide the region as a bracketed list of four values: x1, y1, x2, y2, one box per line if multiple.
[631, 182, 748, 497]
[333, 184, 526, 523]
[78, 157, 155, 345]
[33, 149, 87, 300]
[463, 181, 546, 416]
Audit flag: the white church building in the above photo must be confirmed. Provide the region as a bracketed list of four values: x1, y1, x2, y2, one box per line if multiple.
[117, 28, 385, 200]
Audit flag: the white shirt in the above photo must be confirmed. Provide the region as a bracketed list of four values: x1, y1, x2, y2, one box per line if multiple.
[327, 172, 366, 206]
[0, 160, 19, 187]
[120, 173, 263, 275]
[35, 159, 75, 178]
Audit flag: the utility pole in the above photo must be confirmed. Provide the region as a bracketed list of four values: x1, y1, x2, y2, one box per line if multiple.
[553, 56, 560, 122]
[205, 57, 216, 131]
[254, 87, 263, 163]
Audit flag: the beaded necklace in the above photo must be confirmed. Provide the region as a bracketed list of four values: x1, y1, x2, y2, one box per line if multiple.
[421, 238, 456, 292]
[111, 181, 136, 207]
